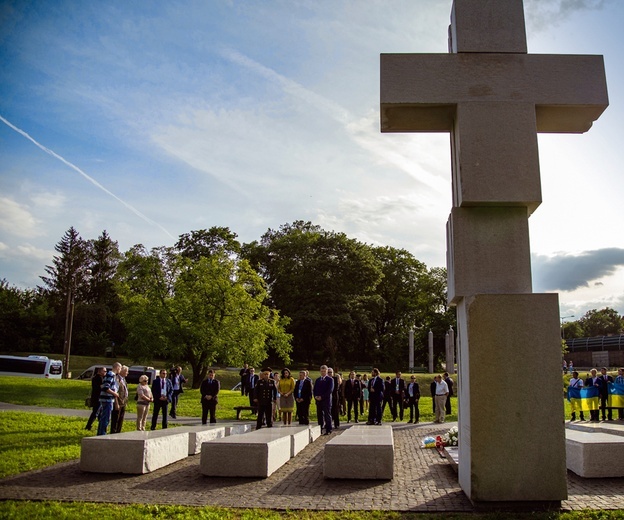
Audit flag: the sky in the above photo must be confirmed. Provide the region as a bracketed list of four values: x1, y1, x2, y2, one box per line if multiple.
[1, 0, 623, 322]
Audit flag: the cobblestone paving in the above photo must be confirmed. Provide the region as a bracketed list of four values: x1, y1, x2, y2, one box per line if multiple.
[0, 408, 622, 512]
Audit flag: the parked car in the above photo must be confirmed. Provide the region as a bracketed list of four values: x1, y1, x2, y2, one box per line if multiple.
[76, 365, 157, 384]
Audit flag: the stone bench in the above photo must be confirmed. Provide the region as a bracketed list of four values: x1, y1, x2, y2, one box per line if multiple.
[565, 428, 624, 478]
[200, 425, 320, 478]
[324, 425, 394, 479]
[177, 422, 252, 455]
[80, 429, 189, 474]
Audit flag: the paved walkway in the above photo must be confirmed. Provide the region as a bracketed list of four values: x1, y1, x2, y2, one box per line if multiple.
[1, 404, 623, 511]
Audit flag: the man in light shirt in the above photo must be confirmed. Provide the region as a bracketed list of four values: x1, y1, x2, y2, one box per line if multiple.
[433, 374, 449, 424]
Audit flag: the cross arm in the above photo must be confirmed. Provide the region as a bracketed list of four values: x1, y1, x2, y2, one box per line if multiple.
[381, 53, 608, 133]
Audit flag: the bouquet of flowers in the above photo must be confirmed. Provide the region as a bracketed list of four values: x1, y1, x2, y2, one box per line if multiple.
[441, 426, 458, 447]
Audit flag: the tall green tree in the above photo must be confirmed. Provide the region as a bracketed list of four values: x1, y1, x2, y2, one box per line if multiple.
[0, 281, 52, 352]
[117, 245, 291, 387]
[370, 248, 455, 370]
[78, 230, 124, 355]
[243, 221, 383, 368]
[578, 307, 623, 337]
[175, 227, 241, 261]
[39, 226, 90, 354]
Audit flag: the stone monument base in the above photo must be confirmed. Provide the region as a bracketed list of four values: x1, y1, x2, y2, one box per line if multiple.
[456, 293, 567, 505]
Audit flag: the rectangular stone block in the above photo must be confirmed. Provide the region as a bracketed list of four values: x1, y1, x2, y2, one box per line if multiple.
[450, 0, 527, 54]
[324, 425, 394, 479]
[225, 423, 252, 436]
[176, 425, 226, 455]
[308, 425, 322, 442]
[452, 102, 541, 211]
[456, 293, 567, 502]
[446, 207, 532, 304]
[565, 429, 624, 478]
[200, 430, 292, 478]
[380, 54, 608, 134]
[80, 429, 189, 474]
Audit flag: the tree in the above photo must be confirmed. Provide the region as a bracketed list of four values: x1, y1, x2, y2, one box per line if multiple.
[74, 230, 125, 355]
[369, 248, 455, 370]
[243, 221, 383, 368]
[175, 227, 241, 261]
[117, 245, 291, 387]
[578, 308, 623, 337]
[39, 227, 90, 354]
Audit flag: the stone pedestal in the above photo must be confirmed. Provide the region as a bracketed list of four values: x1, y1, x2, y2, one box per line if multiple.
[456, 294, 567, 503]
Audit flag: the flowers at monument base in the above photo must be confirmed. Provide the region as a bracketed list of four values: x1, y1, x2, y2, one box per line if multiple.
[441, 426, 458, 447]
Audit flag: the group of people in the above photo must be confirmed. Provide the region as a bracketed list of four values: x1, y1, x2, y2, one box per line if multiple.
[87, 363, 457, 436]
[240, 365, 455, 434]
[562, 360, 574, 374]
[85, 364, 190, 435]
[569, 367, 624, 422]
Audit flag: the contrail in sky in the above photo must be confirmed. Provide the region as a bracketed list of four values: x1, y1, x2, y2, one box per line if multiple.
[0, 114, 174, 239]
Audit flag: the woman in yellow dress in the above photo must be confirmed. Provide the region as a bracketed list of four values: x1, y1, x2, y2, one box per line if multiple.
[278, 368, 296, 425]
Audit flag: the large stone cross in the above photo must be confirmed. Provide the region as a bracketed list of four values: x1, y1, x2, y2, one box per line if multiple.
[380, 0, 608, 507]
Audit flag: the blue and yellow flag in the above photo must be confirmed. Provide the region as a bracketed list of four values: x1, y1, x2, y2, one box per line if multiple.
[567, 386, 599, 411]
[608, 383, 624, 409]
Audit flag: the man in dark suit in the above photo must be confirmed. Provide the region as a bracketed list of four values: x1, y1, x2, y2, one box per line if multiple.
[367, 368, 385, 425]
[246, 368, 259, 409]
[314, 365, 334, 434]
[200, 369, 220, 424]
[294, 369, 312, 425]
[328, 367, 341, 430]
[382, 376, 393, 416]
[444, 372, 454, 415]
[151, 368, 173, 430]
[239, 363, 249, 396]
[343, 370, 362, 423]
[253, 367, 277, 429]
[390, 370, 406, 422]
[585, 369, 602, 422]
[406, 375, 421, 423]
[599, 367, 614, 421]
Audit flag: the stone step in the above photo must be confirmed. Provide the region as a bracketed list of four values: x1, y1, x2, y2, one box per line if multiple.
[199, 425, 321, 478]
[565, 427, 624, 478]
[324, 425, 394, 480]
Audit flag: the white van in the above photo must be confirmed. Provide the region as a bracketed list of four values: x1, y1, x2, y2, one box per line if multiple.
[0, 355, 63, 379]
[77, 365, 157, 384]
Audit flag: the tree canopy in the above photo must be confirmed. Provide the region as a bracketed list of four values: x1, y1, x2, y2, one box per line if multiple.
[116, 244, 291, 387]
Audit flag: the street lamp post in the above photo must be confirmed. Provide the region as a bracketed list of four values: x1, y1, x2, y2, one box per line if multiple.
[408, 327, 414, 372]
[63, 268, 90, 379]
[561, 314, 575, 340]
[62, 275, 76, 379]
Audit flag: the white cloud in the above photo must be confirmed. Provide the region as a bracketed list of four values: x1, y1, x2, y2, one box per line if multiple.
[0, 197, 41, 238]
[15, 243, 52, 261]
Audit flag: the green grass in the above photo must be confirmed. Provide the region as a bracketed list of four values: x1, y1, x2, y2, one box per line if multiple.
[0, 412, 87, 478]
[0, 502, 623, 520]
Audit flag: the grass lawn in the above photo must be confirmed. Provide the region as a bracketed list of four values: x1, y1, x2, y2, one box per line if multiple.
[0, 502, 623, 520]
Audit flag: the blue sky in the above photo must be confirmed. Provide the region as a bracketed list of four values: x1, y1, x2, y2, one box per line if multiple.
[1, 0, 623, 321]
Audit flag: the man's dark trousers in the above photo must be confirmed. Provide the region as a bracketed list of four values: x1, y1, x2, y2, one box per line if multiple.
[151, 399, 168, 430]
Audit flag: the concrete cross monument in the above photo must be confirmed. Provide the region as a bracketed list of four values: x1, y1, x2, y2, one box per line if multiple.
[381, 0, 608, 508]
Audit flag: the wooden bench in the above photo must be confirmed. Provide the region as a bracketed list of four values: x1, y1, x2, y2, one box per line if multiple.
[410, 367, 427, 373]
[324, 425, 394, 479]
[234, 405, 257, 419]
[353, 366, 372, 373]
